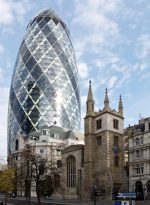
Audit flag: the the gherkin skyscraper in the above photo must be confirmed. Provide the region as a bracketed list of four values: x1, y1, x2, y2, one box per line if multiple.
[8, 9, 80, 154]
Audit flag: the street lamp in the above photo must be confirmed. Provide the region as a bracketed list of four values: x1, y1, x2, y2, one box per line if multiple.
[93, 184, 97, 205]
[93, 183, 100, 205]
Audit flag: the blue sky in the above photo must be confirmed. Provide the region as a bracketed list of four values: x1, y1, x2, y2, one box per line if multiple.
[0, 0, 150, 157]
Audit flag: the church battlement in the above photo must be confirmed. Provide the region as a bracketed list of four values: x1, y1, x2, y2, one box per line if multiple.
[85, 81, 124, 135]
[86, 81, 123, 118]
[96, 108, 124, 118]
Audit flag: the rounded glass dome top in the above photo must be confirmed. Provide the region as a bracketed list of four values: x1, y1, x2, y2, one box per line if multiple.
[8, 9, 81, 154]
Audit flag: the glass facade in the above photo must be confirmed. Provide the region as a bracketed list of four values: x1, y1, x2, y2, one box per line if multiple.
[8, 9, 80, 154]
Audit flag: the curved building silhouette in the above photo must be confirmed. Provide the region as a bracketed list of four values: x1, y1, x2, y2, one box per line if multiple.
[8, 9, 80, 154]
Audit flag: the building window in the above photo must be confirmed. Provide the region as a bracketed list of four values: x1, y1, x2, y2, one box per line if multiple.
[135, 138, 140, 145]
[141, 163, 144, 174]
[149, 123, 150, 130]
[67, 156, 76, 187]
[96, 136, 102, 145]
[96, 119, 102, 130]
[114, 155, 119, 167]
[140, 137, 144, 144]
[50, 132, 54, 138]
[42, 130, 50, 136]
[140, 150, 143, 158]
[136, 150, 140, 158]
[42, 130, 47, 135]
[57, 160, 62, 168]
[135, 164, 140, 174]
[135, 164, 144, 174]
[135, 150, 143, 159]
[81, 149, 84, 167]
[54, 133, 59, 139]
[15, 139, 19, 151]
[54, 174, 60, 190]
[113, 119, 119, 129]
[114, 136, 119, 146]
[57, 149, 61, 156]
[14, 155, 18, 160]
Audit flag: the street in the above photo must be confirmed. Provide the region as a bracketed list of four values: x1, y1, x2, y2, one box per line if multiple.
[0, 197, 150, 205]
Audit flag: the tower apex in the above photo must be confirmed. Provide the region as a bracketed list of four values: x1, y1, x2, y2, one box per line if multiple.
[103, 88, 110, 111]
[118, 94, 123, 116]
[86, 80, 94, 114]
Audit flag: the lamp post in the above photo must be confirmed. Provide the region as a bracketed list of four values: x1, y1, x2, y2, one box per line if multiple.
[93, 183, 100, 205]
[93, 184, 97, 205]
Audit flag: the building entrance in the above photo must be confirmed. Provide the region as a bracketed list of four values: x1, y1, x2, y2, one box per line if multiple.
[135, 181, 144, 200]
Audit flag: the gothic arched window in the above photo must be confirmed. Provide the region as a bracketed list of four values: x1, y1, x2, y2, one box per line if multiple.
[67, 156, 76, 187]
[15, 139, 19, 151]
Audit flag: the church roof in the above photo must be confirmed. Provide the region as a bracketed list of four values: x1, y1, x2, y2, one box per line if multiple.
[27, 125, 83, 141]
[62, 144, 84, 154]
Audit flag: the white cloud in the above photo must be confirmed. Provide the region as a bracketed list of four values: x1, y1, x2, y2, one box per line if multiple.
[0, 0, 13, 24]
[0, 0, 30, 26]
[108, 76, 118, 89]
[136, 34, 150, 59]
[99, 78, 107, 86]
[0, 87, 9, 157]
[78, 62, 89, 79]
[73, 11, 118, 35]
[0, 44, 4, 55]
[72, 0, 149, 97]
[72, 0, 121, 57]
[0, 68, 5, 81]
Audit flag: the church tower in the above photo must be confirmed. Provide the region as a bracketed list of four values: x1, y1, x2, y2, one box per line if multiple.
[84, 81, 95, 198]
[84, 82, 127, 199]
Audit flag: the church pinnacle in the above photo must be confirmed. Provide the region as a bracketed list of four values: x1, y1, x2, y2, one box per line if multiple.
[118, 95, 123, 116]
[103, 88, 110, 111]
[86, 80, 94, 114]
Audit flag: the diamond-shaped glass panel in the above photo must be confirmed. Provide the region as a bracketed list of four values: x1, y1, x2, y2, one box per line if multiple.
[8, 9, 81, 155]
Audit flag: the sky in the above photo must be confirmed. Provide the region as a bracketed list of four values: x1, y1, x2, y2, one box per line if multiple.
[0, 0, 150, 158]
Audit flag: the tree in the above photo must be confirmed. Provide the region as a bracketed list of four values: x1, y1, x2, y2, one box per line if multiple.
[0, 165, 15, 205]
[41, 175, 54, 198]
[15, 146, 59, 205]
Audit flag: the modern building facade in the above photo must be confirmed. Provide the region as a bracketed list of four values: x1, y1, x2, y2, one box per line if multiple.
[126, 117, 150, 199]
[8, 9, 80, 155]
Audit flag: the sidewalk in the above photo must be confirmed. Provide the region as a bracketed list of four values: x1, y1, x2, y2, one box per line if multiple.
[1, 196, 150, 205]
[11, 197, 150, 205]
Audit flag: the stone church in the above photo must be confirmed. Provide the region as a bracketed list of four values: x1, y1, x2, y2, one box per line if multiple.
[8, 81, 128, 199]
[61, 81, 128, 200]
